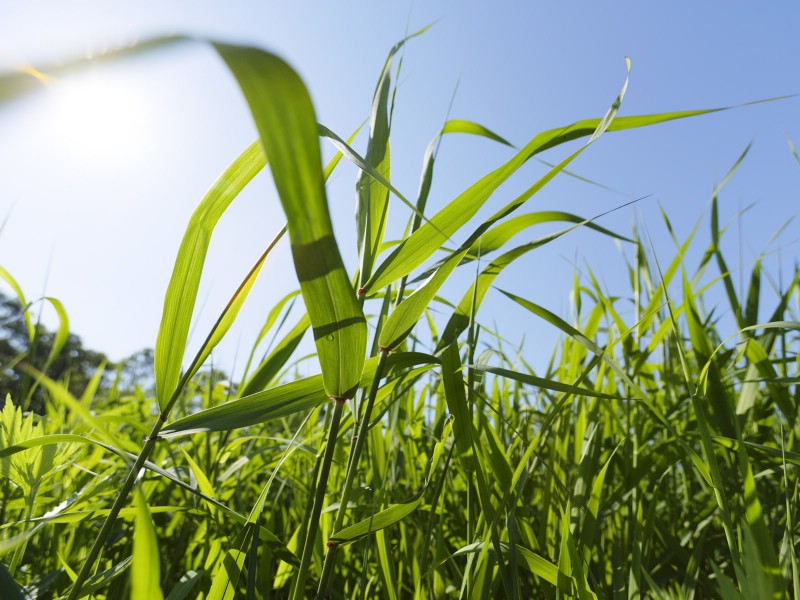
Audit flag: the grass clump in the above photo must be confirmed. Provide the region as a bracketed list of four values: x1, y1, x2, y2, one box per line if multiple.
[0, 32, 798, 599]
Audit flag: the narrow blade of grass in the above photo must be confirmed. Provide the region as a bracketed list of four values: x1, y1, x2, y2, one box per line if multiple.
[162, 352, 438, 436]
[132, 485, 164, 600]
[154, 141, 267, 407]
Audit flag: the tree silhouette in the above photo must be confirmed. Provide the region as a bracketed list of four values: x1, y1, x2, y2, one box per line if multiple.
[0, 291, 109, 412]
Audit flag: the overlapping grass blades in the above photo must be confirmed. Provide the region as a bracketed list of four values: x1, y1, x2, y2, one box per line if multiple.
[1, 31, 798, 600]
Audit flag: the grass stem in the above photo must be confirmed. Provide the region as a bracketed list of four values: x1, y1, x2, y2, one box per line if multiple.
[291, 398, 346, 600]
[315, 349, 389, 598]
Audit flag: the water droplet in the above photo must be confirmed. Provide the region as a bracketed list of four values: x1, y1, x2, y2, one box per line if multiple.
[326, 334, 334, 342]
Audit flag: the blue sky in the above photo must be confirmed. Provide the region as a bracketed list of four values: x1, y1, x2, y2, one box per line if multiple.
[0, 2, 798, 377]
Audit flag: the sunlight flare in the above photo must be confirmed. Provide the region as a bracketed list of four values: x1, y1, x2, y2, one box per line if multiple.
[47, 71, 149, 160]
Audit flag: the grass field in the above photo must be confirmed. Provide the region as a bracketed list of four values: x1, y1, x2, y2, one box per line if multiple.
[1, 33, 799, 599]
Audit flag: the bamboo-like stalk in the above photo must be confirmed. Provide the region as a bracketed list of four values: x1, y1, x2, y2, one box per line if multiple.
[316, 349, 389, 597]
[290, 398, 346, 600]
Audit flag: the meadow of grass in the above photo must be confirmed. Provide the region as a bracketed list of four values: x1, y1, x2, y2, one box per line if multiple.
[0, 33, 799, 599]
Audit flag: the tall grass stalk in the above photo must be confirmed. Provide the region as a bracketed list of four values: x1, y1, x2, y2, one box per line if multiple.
[317, 349, 389, 597]
[290, 397, 346, 599]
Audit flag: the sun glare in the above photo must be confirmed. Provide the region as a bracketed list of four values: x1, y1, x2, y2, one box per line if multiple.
[48, 72, 150, 161]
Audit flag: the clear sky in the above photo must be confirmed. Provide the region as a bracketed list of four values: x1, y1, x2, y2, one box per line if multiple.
[0, 2, 798, 378]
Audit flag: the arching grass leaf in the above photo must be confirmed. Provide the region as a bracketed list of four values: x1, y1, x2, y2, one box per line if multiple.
[154, 141, 267, 408]
[214, 44, 366, 399]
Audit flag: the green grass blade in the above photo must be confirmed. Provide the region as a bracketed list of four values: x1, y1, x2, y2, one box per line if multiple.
[440, 120, 514, 147]
[0, 265, 34, 343]
[475, 366, 628, 401]
[516, 545, 574, 595]
[165, 571, 203, 600]
[162, 352, 437, 436]
[356, 37, 396, 288]
[379, 249, 468, 351]
[206, 524, 254, 600]
[0, 433, 105, 460]
[40, 296, 70, 370]
[163, 373, 327, 437]
[637, 211, 704, 337]
[705, 143, 756, 327]
[239, 313, 310, 396]
[182, 228, 285, 393]
[744, 258, 762, 328]
[209, 423, 308, 599]
[466, 210, 632, 258]
[318, 124, 413, 212]
[238, 289, 300, 386]
[738, 337, 792, 416]
[408, 119, 515, 249]
[712, 142, 752, 199]
[0, 564, 24, 600]
[154, 141, 266, 407]
[132, 485, 164, 600]
[711, 197, 743, 328]
[73, 558, 133, 598]
[235, 124, 361, 393]
[788, 134, 800, 166]
[329, 499, 423, 546]
[697, 321, 800, 395]
[440, 343, 474, 458]
[214, 44, 366, 399]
